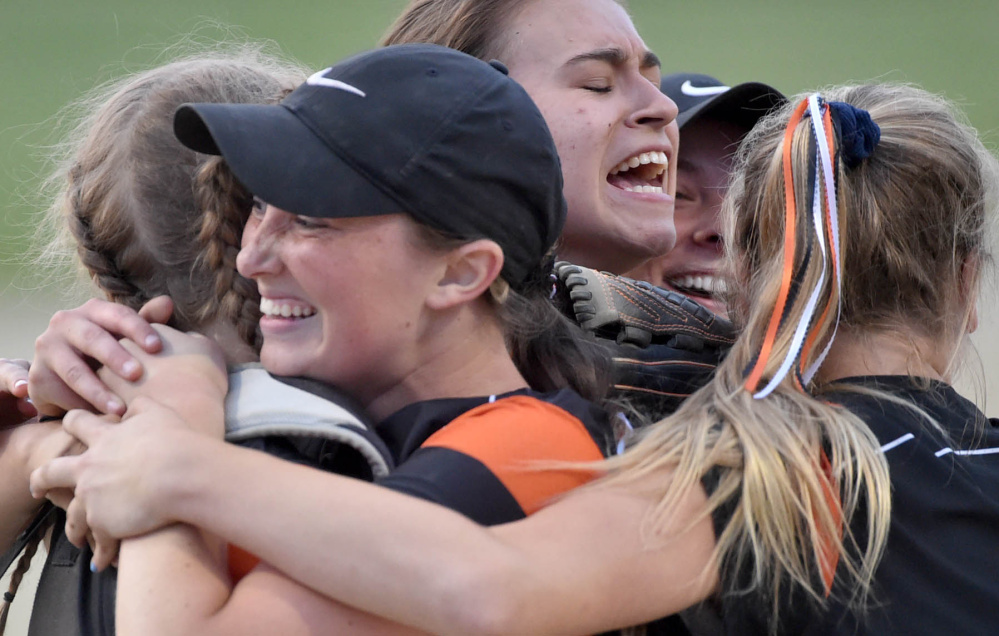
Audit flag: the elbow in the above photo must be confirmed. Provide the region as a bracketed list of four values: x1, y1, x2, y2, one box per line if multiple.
[434, 557, 530, 636]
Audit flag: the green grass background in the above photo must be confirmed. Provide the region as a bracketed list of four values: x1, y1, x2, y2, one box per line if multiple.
[2, 0, 998, 358]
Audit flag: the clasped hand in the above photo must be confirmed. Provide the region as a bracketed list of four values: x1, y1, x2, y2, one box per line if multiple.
[28, 306, 228, 571]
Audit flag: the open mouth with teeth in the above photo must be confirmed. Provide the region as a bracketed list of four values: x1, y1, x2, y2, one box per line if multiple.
[666, 274, 727, 300]
[260, 298, 317, 319]
[608, 151, 668, 193]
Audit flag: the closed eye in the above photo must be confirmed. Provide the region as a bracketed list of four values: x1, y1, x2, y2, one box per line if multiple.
[251, 196, 267, 217]
[294, 215, 327, 229]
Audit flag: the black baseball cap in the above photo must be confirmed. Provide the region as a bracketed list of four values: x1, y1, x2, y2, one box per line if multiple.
[174, 43, 565, 290]
[661, 72, 786, 131]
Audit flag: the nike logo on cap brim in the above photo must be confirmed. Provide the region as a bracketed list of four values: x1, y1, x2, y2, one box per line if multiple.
[306, 68, 366, 97]
[681, 80, 729, 97]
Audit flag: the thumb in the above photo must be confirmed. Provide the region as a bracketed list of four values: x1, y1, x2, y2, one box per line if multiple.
[138, 296, 174, 325]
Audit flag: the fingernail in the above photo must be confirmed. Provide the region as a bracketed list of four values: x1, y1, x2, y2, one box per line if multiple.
[122, 360, 140, 376]
[90, 561, 98, 573]
[13, 380, 27, 390]
[107, 398, 124, 413]
[145, 334, 161, 348]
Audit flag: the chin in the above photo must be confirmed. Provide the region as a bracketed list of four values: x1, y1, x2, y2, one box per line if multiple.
[629, 224, 677, 262]
[259, 347, 306, 378]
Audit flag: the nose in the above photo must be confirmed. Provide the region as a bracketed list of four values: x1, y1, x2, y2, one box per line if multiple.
[236, 206, 283, 279]
[691, 194, 724, 251]
[627, 80, 680, 131]
[691, 224, 722, 250]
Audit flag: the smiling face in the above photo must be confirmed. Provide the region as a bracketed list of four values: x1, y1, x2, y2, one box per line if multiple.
[235, 203, 448, 409]
[624, 117, 748, 317]
[500, 0, 679, 274]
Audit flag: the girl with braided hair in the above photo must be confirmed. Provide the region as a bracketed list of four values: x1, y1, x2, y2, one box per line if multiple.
[0, 48, 397, 635]
[31, 82, 999, 634]
[22, 43, 622, 634]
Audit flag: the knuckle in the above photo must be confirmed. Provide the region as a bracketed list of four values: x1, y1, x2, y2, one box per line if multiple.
[74, 478, 92, 500]
[34, 331, 52, 354]
[49, 308, 74, 326]
[63, 363, 92, 387]
[81, 298, 104, 313]
[78, 321, 107, 346]
[110, 303, 138, 324]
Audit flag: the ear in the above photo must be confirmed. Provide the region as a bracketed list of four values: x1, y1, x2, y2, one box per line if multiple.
[425, 239, 505, 310]
[960, 254, 981, 334]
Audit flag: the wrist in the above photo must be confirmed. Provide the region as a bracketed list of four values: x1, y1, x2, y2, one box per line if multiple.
[173, 392, 226, 436]
[162, 433, 227, 526]
[10, 421, 64, 479]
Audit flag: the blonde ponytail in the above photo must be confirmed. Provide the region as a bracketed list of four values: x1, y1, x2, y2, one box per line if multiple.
[602, 83, 999, 624]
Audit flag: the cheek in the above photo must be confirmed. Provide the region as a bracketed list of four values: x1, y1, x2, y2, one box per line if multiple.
[235, 224, 259, 277]
[537, 101, 604, 167]
[547, 116, 606, 221]
[671, 205, 700, 240]
[562, 187, 600, 238]
[665, 125, 680, 196]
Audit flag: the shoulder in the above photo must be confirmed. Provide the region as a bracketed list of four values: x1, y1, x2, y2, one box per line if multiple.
[422, 390, 610, 463]
[225, 365, 392, 479]
[822, 376, 995, 454]
[377, 391, 608, 522]
[419, 391, 606, 516]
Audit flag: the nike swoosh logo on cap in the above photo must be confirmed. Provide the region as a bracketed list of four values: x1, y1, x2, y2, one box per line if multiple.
[306, 68, 366, 97]
[680, 80, 729, 97]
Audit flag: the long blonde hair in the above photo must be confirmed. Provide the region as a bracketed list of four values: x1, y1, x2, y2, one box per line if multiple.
[606, 83, 999, 622]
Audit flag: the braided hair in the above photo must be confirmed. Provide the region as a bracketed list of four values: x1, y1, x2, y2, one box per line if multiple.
[36, 48, 306, 349]
[10, 47, 307, 629]
[0, 516, 48, 636]
[194, 156, 265, 351]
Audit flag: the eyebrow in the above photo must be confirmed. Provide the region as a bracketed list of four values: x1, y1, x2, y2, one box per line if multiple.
[565, 47, 662, 71]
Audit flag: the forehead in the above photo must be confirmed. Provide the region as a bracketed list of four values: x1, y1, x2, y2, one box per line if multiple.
[503, 0, 652, 70]
[678, 119, 751, 170]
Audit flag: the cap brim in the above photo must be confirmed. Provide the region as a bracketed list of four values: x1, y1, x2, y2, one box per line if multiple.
[676, 82, 787, 130]
[174, 102, 402, 219]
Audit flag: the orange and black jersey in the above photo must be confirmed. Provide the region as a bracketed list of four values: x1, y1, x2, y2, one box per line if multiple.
[374, 387, 615, 525]
[227, 388, 613, 583]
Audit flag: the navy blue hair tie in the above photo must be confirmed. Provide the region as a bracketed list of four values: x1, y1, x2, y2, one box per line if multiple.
[827, 101, 880, 168]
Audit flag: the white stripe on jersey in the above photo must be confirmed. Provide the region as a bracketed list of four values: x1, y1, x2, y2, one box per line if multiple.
[881, 433, 915, 452]
[935, 446, 999, 458]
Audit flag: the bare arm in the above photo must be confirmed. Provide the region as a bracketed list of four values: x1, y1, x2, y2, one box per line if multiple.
[34, 400, 717, 634]
[0, 419, 84, 552]
[167, 448, 718, 634]
[32, 390, 430, 635]
[0, 357, 41, 549]
[115, 523, 429, 636]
